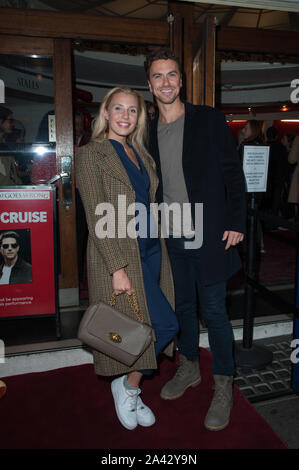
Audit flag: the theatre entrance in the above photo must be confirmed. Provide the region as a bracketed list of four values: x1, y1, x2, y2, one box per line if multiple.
[0, 7, 215, 345]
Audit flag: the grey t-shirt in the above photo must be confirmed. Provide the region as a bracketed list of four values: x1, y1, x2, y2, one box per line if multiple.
[158, 113, 194, 237]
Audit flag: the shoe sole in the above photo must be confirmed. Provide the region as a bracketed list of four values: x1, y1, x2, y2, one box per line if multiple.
[204, 419, 229, 431]
[160, 376, 202, 400]
[111, 381, 137, 431]
[137, 417, 156, 427]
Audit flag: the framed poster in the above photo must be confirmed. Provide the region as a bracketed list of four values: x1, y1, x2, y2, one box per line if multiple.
[242, 145, 270, 193]
[0, 186, 58, 319]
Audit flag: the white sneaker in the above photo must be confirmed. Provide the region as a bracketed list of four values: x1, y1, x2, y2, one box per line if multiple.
[111, 376, 140, 430]
[136, 396, 156, 427]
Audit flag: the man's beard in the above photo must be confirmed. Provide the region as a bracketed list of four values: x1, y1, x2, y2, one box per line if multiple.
[156, 91, 179, 105]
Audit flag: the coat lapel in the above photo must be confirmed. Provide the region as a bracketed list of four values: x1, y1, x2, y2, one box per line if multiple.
[182, 102, 208, 188]
[96, 139, 133, 191]
[150, 102, 200, 169]
[149, 102, 207, 200]
[138, 149, 159, 203]
[95, 139, 159, 202]
[182, 102, 197, 164]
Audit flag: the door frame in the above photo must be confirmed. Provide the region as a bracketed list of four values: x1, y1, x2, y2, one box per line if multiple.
[0, 9, 171, 306]
[0, 34, 76, 304]
[193, 16, 216, 107]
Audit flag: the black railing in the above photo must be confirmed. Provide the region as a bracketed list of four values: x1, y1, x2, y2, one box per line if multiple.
[235, 192, 299, 370]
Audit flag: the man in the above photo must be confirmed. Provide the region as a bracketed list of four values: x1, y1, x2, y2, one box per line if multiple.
[265, 126, 288, 228]
[146, 101, 156, 121]
[145, 48, 246, 431]
[0, 106, 22, 186]
[0, 231, 32, 285]
[0, 105, 14, 138]
[74, 110, 90, 147]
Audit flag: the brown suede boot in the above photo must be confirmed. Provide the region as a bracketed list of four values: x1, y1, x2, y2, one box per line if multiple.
[160, 354, 201, 400]
[204, 375, 233, 431]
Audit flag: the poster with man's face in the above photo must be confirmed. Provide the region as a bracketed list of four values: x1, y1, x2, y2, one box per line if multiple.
[0, 229, 32, 285]
[0, 186, 56, 318]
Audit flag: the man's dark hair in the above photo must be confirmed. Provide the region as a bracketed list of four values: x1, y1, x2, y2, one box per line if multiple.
[0, 105, 13, 124]
[144, 47, 181, 80]
[0, 231, 20, 246]
[266, 126, 278, 141]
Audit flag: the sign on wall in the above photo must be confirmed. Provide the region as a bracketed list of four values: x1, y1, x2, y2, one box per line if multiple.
[0, 186, 57, 318]
[242, 145, 270, 193]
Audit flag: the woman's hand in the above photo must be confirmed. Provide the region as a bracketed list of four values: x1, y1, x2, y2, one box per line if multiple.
[112, 268, 133, 295]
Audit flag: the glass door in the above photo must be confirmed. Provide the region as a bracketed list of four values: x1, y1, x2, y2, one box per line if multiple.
[0, 36, 78, 308]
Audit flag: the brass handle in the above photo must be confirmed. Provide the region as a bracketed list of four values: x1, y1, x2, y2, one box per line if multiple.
[109, 289, 144, 323]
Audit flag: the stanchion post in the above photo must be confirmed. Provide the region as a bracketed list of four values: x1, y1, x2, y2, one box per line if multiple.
[235, 193, 273, 370]
[243, 193, 257, 349]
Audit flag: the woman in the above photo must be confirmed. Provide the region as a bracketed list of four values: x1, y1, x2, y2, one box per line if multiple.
[75, 87, 179, 431]
[242, 119, 264, 145]
[239, 119, 265, 251]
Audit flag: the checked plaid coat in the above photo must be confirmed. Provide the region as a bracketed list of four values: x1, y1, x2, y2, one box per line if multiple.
[75, 139, 175, 377]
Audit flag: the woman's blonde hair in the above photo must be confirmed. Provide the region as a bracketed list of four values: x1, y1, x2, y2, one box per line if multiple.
[91, 86, 147, 152]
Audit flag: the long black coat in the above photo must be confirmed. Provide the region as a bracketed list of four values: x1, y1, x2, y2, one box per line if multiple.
[148, 102, 246, 286]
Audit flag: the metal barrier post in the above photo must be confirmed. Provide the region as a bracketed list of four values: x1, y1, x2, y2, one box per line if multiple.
[243, 192, 257, 349]
[235, 193, 273, 370]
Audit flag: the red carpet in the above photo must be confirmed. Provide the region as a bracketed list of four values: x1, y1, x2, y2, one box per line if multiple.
[0, 348, 287, 449]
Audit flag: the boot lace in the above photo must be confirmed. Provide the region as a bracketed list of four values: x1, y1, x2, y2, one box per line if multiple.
[212, 385, 230, 408]
[173, 361, 187, 379]
[172, 358, 191, 381]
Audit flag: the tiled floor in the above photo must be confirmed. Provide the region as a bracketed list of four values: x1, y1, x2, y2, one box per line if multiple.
[235, 337, 295, 403]
[235, 335, 299, 448]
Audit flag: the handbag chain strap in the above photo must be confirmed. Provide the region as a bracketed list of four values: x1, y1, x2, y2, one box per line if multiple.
[109, 290, 144, 323]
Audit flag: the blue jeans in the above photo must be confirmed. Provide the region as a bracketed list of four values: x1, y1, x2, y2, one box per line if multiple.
[166, 236, 235, 377]
[138, 239, 179, 375]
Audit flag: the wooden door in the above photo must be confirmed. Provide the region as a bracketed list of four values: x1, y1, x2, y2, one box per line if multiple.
[193, 16, 216, 107]
[0, 35, 78, 307]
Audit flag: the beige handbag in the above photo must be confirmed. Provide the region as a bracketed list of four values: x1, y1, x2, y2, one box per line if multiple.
[78, 290, 153, 367]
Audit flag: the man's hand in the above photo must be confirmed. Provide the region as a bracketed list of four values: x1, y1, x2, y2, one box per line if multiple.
[222, 231, 244, 250]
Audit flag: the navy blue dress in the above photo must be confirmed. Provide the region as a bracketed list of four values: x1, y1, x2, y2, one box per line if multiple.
[110, 139, 178, 374]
